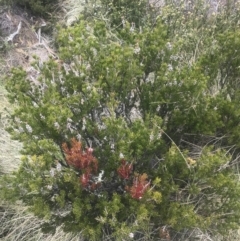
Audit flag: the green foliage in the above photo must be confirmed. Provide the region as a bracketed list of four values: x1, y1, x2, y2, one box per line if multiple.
[3, 0, 240, 240]
[5, 0, 57, 17]
[100, 0, 154, 28]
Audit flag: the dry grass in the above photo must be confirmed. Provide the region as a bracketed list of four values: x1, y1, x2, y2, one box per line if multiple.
[0, 84, 22, 174]
[0, 202, 85, 241]
[61, 0, 86, 26]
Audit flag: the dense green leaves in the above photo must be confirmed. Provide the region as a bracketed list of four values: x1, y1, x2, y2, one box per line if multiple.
[5, 0, 57, 17]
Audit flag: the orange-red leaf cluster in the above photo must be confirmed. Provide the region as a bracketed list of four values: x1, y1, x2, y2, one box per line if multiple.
[127, 173, 150, 200]
[62, 138, 99, 189]
[79, 171, 91, 188]
[117, 159, 133, 179]
[63, 139, 151, 198]
[62, 138, 98, 173]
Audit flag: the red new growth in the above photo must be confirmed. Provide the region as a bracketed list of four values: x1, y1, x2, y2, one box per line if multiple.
[128, 173, 150, 200]
[62, 139, 99, 189]
[62, 138, 98, 173]
[80, 171, 91, 188]
[117, 159, 133, 179]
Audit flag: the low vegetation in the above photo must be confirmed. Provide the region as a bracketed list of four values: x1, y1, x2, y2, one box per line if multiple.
[1, 0, 240, 240]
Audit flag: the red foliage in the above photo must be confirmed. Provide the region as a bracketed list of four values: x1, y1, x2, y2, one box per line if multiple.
[63, 139, 151, 199]
[62, 138, 99, 189]
[117, 159, 133, 179]
[127, 173, 150, 200]
[62, 138, 98, 173]
[79, 170, 101, 190]
[79, 171, 91, 188]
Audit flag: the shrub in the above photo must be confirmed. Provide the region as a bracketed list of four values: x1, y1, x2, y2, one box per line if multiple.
[6, 0, 58, 17]
[3, 0, 240, 240]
